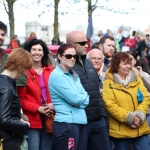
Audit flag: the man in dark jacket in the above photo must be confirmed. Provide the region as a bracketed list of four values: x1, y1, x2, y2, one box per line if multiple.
[66, 30, 111, 150]
[0, 21, 8, 73]
[0, 21, 26, 86]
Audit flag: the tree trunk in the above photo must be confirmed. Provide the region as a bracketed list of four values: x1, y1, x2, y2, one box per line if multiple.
[7, 0, 15, 38]
[3, 0, 16, 39]
[53, 0, 60, 45]
[87, 0, 92, 18]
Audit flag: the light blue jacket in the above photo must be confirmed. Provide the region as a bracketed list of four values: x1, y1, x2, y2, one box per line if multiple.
[48, 64, 89, 124]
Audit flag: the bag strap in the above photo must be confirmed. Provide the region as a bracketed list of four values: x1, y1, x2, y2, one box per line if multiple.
[27, 71, 47, 105]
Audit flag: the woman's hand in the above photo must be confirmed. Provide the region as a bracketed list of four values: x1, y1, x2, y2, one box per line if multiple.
[37, 104, 54, 117]
[20, 118, 30, 127]
[129, 116, 141, 128]
[136, 66, 143, 77]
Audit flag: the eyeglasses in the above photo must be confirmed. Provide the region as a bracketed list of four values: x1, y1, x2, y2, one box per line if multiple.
[62, 54, 77, 59]
[90, 57, 102, 61]
[74, 41, 87, 46]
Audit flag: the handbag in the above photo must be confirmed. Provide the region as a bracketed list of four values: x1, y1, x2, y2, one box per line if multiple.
[0, 139, 3, 150]
[27, 71, 54, 134]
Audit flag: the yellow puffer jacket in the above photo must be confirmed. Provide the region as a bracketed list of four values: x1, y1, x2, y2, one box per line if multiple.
[102, 68, 150, 138]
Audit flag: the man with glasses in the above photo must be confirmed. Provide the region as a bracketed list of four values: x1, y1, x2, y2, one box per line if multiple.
[87, 48, 104, 89]
[99, 36, 115, 71]
[66, 30, 111, 150]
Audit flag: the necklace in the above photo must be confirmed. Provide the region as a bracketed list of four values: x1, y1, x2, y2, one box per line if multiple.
[34, 67, 42, 74]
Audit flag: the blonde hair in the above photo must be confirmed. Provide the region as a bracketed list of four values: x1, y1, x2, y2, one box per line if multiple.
[3, 48, 33, 73]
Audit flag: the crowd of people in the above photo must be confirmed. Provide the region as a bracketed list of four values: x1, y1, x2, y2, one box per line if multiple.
[0, 20, 150, 150]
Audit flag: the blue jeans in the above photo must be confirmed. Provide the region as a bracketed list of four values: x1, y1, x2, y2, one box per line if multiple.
[146, 114, 150, 147]
[28, 115, 53, 150]
[112, 134, 149, 150]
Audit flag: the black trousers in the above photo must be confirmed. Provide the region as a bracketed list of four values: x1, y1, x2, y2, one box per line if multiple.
[3, 137, 21, 150]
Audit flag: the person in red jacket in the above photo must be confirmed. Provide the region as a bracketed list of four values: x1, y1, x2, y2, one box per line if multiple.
[27, 32, 37, 41]
[124, 35, 135, 49]
[10, 35, 19, 49]
[17, 39, 54, 150]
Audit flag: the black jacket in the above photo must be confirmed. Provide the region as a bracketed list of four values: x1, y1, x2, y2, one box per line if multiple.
[72, 56, 107, 122]
[0, 75, 29, 139]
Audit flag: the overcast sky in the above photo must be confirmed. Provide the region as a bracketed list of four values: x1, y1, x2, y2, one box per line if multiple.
[0, 0, 150, 37]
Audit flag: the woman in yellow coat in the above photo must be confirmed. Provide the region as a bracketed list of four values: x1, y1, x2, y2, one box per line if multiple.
[102, 52, 150, 150]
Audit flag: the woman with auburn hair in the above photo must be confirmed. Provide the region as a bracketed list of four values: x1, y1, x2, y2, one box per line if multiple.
[102, 52, 150, 150]
[0, 48, 33, 150]
[17, 39, 54, 150]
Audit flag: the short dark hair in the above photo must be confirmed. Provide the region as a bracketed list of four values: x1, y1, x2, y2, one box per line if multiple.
[126, 50, 137, 60]
[99, 36, 115, 45]
[110, 52, 131, 73]
[132, 31, 136, 36]
[0, 21, 7, 34]
[146, 34, 150, 37]
[56, 43, 75, 63]
[23, 39, 50, 66]
[91, 42, 100, 49]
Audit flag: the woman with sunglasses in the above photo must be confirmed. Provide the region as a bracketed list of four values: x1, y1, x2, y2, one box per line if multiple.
[49, 43, 89, 150]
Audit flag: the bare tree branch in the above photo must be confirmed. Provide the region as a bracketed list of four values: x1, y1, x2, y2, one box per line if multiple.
[2, 0, 8, 14]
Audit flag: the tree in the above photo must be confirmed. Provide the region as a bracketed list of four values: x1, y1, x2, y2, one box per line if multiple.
[52, 0, 60, 45]
[1, 0, 17, 38]
[87, 0, 98, 17]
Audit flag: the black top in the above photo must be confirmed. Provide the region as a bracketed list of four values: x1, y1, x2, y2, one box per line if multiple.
[0, 75, 29, 139]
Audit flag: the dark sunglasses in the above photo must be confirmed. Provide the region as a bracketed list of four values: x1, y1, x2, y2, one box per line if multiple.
[62, 54, 77, 59]
[74, 41, 87, 46]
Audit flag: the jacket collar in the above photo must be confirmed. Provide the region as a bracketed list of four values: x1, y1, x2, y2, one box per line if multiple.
[105, 68, 138, 86]
[56, 63, 78, 80]
[113, 70, 136, 85]
[76, 55, 86, 63]
[28, 66, 51, 75]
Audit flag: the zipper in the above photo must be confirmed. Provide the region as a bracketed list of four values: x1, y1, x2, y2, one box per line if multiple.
[110, 85, 139, 135]
[109, 85, 136, 110]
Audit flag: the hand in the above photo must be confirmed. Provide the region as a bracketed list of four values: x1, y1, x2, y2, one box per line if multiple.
[37, 105, 54, 117]
[136, 66, 143, 77]
[129, 116, 141, 128]
[46, 103, 55, 117]
[20, 118, 30, 127]
[133, 115, 141, 125]
[129, 123, 138, 128]
[97, 62, 104, 76]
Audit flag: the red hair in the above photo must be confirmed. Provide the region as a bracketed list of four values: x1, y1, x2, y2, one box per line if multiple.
[110, 52, 131, 73]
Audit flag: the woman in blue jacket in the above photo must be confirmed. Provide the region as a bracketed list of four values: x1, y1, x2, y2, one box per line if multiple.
[48, 44, 89, 150]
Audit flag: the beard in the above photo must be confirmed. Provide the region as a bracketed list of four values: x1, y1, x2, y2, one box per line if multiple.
[0, 40, 4, 47]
